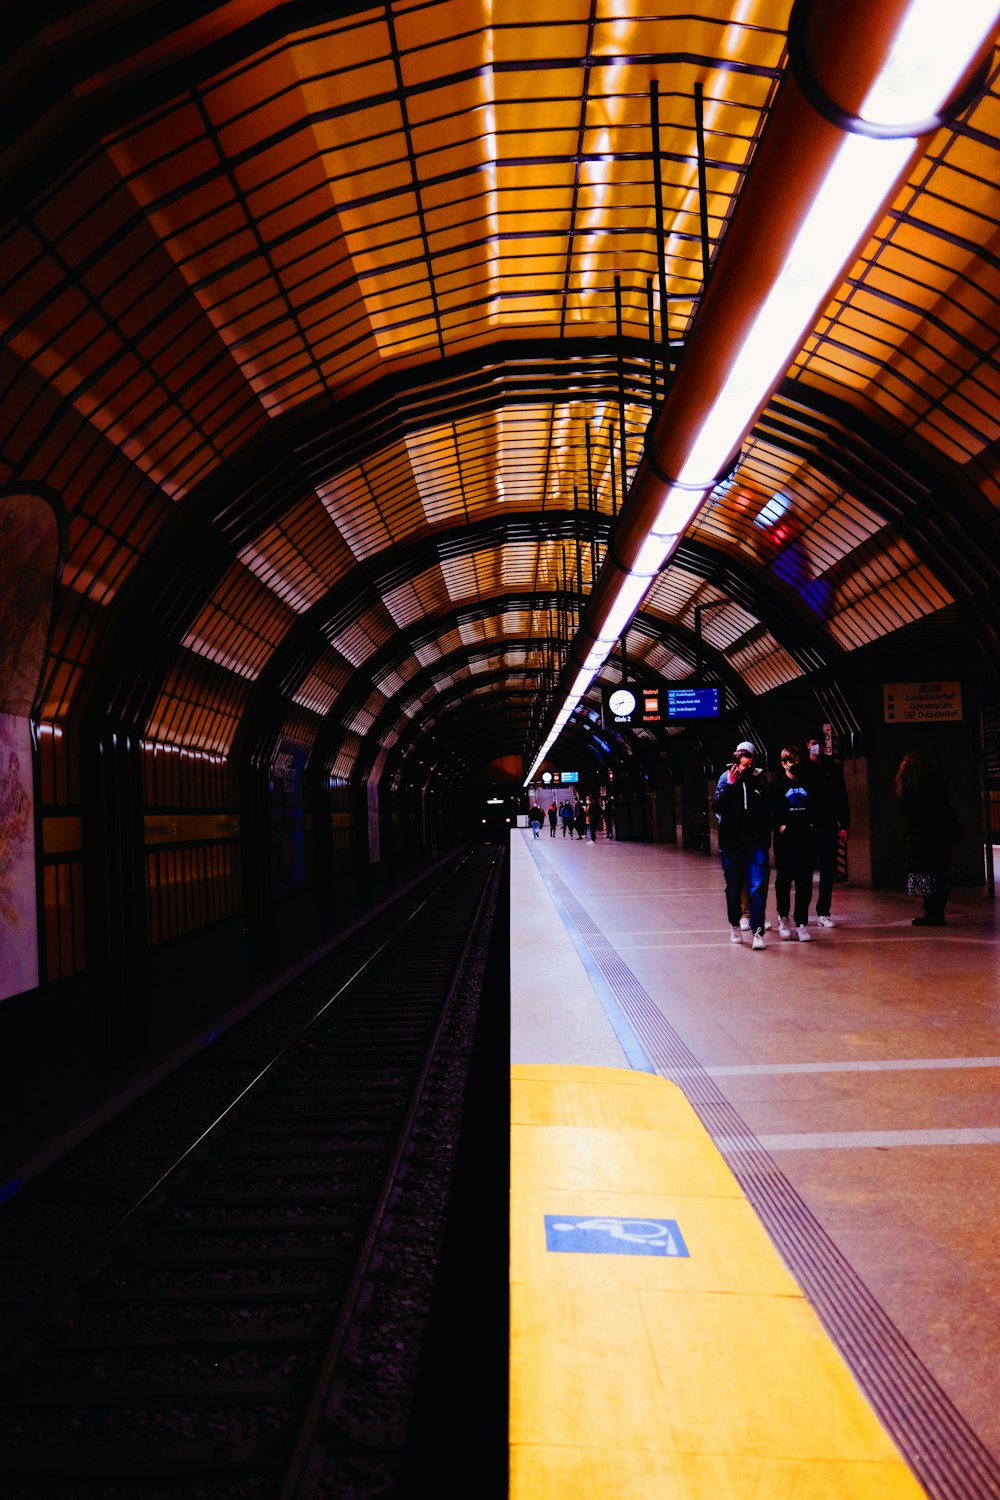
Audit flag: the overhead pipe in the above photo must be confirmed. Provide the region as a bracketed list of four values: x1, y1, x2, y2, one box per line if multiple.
[693, 81, 712, 290]
[526, 0, 998, 778]
[614, 274, 627, 513]
[650, 80, 673, 389]
[584, 423, 597, 585]
[645, 277, 658, 411]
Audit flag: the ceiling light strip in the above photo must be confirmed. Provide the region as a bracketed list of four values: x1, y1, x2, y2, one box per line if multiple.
[526, 0, 998, 782]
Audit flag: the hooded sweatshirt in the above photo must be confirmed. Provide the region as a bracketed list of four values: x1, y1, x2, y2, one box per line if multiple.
[713, 766, 771, 848]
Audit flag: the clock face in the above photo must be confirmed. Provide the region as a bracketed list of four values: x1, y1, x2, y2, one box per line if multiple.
[609, 688, 636, 717]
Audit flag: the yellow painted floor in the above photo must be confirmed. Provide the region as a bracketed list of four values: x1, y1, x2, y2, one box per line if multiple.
[510, 1064, 927, 1498]
[510, 832, 1000, 1474]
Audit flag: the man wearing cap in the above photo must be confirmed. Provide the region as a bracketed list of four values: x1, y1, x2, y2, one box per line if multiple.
[713, 740, 772, 949]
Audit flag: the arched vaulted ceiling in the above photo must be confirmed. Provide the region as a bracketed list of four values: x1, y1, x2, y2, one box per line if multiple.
[3, 0, 1000, 783]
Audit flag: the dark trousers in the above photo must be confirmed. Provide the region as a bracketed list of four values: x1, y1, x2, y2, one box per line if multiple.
[814, 822, 839, 916]
[774, 839, 815, 927]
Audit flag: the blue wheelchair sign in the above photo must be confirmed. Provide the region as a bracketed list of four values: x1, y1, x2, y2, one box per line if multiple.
[544, 1214, 689, 1257]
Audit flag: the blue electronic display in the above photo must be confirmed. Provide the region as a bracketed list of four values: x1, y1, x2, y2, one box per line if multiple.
[666, 686, 720, 719]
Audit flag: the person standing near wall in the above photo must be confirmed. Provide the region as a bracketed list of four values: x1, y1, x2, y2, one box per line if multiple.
[895, 752, 961, 926]
[805, 733, 850, 927]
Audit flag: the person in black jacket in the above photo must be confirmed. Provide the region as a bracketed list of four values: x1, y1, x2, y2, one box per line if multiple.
[895, 752, 961, 926]
[713, 740, 771, 948]
[768, 745, 817, 941]
[804, 733, 850, 927]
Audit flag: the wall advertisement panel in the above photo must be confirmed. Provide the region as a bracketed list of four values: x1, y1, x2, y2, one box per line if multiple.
[0, 713, 38, 999]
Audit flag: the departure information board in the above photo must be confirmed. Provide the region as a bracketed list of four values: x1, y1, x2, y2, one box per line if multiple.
[666, 686, 720, 719]
[604, 684, 720, 725]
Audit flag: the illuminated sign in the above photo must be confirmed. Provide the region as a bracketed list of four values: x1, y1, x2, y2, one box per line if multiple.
[883, 681, 962, 724]
[560, 770, 579, 783]
[666, 686, 720, 719]
[603, 686, 661, 726]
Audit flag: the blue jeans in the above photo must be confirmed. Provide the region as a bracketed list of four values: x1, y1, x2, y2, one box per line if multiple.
[720, 844, 770, 932]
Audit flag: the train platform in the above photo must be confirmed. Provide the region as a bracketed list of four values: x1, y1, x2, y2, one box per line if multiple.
[509, 829, 1000, 1499]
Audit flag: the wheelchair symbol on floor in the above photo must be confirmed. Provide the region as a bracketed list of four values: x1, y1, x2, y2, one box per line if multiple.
[543, 1214, 689, 1257]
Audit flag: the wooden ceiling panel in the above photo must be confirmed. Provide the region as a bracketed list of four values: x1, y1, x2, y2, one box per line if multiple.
[2, 1, 997, 750]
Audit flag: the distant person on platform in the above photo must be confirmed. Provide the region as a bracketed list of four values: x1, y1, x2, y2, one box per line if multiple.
[805, 732, 850, 927]
[547, 799, 558, 836]
[574, 798, 587, 840]
[713, 740, 771, 949]
[895, 751, 962, 926]
[767, 745, 816, 941]
[584, 794, 598, 842]
[528, 804, 543, 839]
[559, 799, 574, 837]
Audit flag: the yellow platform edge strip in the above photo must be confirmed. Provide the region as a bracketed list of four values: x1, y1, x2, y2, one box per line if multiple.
[510, 1063, 926, 1500]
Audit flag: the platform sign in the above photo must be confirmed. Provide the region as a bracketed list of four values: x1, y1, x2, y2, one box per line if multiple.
[544, 1214, 689, 1257]
[883, 681, 962, 724]
[603, 686, 662, 726]
[666, 686, 720, 719]
[560, 770, 579, 783]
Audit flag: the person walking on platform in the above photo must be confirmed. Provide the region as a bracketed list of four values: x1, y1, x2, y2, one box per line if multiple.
[713, 740, 771, 949]
[574, 798, 587, 841]
[805, 733, 850, 926]
[559, 799, 573, 837]
[768, 745, 816, 941]
[528, 804, 543, 839]
[895, 752, 961, 926]
[585, 794, 600, 842]
[547, 799, 558, 836]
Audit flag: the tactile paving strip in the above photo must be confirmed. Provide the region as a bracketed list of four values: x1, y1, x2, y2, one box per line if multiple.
[533, 850, 1000, 1500]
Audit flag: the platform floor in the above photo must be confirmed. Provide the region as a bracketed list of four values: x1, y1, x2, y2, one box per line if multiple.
[510, 830, 1000, 1493]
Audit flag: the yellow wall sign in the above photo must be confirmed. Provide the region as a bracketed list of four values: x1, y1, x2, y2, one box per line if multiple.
[883, 681, 962, 724]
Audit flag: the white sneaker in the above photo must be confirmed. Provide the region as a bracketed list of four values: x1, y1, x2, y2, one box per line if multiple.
[817, 915, 836, 928]
[739, 916, 751, 931]
[730, 926, 743, 943]
[751, 930, 765, 950]
[777, 916, 792, 940]
[795, 924, 812, 942]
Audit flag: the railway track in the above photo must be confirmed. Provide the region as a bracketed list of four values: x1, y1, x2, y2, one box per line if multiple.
[0, 845, 504, 1499]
